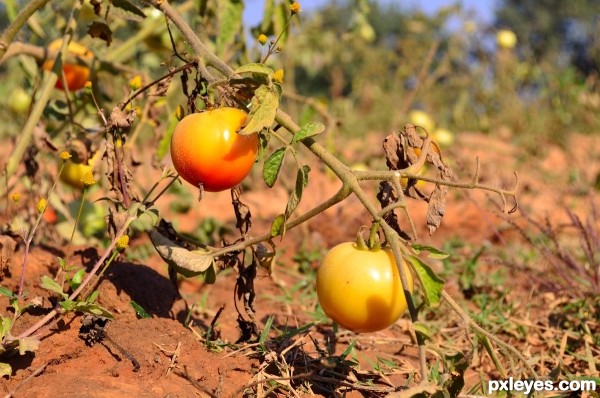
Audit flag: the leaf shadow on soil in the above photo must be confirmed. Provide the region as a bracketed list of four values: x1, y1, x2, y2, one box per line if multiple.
[102, 260, 179, 318]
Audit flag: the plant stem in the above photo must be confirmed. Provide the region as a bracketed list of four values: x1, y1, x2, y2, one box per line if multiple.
[64, 187, 88, 265]
[17, 162, 66, 299]
[0, 0, 50, 59]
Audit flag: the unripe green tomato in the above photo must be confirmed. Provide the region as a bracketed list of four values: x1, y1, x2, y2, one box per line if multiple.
[81, 209, 106, 238]
[316, 242, 414, 333]
[10, 88, 31, 114]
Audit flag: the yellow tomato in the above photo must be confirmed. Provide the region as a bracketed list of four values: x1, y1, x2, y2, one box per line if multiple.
[496, 29, 517, 50]
[408, 110, 435, 133]
[431, 128, 455, 147]
[60, 161, 93, 190]
[316, 242, 414, 333]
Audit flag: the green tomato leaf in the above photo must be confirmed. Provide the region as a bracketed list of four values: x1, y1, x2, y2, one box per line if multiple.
[203, 264, 217, 284]
[235, 63, 274, 77]
[285, 165, 311, 218]
[40, 275, 67, 298]
[73, 302, 114, 320]
[262, 147, 286, 188]
[239, 85, 279, 135]
[157, 111, 178, 160]
[259, 315, 274, 344]
[0, 317, 12, 340]
[270, 214, 286, 238]
[406, 255, 445, 307]
[111, 0, 146, 20]
[0, 363, 11, 378]
[70, 268, 85, 290]
[148, 229, 214, 277]
[130, 300, 152, 319]
[18, 336, 40, 355]
[412, 321, 432, 344]
[86, 290, 99, 304]
[257, 132, 269, 162]
[292, 122, 325, 144]
[131, 208, 159, 233]
[0, 285, 14, 298]
[410, 244, 450, 260]
[59, 298, 75, 312]
[216, 0, 243, 56]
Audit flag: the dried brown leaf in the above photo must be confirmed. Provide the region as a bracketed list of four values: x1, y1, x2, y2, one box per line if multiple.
[426, 161, 454, 234]
[109, 107, 136, 130]
[149, 229, 214, 277]
[87, 21, 112, 46]
[152, 73, 173, 97]
[0, 235, 17, 278]
[106, 207, 130, 241]
[232, 188, 251, 235]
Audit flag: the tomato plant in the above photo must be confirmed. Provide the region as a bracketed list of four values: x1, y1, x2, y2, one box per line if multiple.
[170, 107, 259, 192]
[316, 241, 414, 333]
[42, 39, 93, 91]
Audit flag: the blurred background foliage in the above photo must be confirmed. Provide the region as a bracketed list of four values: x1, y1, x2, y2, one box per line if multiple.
[1, 0, 599, 154]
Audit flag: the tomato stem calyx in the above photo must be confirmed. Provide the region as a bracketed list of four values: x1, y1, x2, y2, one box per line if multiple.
[355, 223, 382, 251]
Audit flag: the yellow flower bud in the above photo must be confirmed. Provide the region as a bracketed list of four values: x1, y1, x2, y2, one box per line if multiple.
[175, 104, 185, 121]
[11, 192, 21, 203]
[37, 198, 47, 214]
[59, 151, 72, 161]
[116, 235, 129, 251]
[258, 34, 268, 45]
[129, 75, 142, 91]
[80, 171, 96, 187]
[84, 81, 92, 89]
[273, 69, 284, 83]
[290, 2, 301, 14]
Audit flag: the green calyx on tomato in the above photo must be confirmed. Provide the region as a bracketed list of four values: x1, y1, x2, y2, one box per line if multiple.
[316, 225, 414, 333]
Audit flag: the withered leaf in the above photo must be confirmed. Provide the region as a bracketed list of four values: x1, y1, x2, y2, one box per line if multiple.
[87, 21, 113, 46]
[104, 131, 140, 206]
[255, 243, 276, 275]
[90, 0, 102, 16]
[106, 207, 130, 241]
[109, 107, 136, 130]
[149, 229, 214, 278]
[0, 235, 17, 276]
[426, 164, 454, 235]
[232, 187, 251, 235]
[152, 73, 173, 97]
[427, 185, 446, 235]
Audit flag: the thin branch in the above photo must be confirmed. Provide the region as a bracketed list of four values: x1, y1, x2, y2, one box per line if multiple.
[441, 290, 538, 378]
[120, 61, 196, 111]
[210, 185, 351, 258]
[0, 0, 50, 59]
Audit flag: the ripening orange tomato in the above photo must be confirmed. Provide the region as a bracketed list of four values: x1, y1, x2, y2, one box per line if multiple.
[170, 108, 259, 192]
[43, 39, 93, 91]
